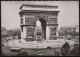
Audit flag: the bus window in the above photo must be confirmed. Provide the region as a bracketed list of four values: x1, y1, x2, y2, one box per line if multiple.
[10, 48, 21, 52]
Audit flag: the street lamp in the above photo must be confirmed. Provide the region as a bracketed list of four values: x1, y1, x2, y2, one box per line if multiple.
[37, 40, 38, 49]
[52, 45, 54, 56]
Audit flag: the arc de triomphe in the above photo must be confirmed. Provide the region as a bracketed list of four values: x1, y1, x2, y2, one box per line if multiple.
[19, 4, 60, 43]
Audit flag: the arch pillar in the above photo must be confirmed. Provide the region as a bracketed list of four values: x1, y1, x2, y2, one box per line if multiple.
[46, 25, 50, 41]
[46, 24, 58, 40]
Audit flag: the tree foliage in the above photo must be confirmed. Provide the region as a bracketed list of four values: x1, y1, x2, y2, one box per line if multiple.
[55, 51, 60, 56]
[70, 44, 79, 56]
[7, 29, 20, 36]
[1, 27, 21, 37]
[1, 27, 9, 37]
[60, 42, 70, 56]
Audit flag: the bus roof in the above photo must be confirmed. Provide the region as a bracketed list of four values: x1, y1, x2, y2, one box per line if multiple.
[10, 48, 21, 49]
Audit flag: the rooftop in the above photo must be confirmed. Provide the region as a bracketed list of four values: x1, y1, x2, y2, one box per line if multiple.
[20, 3, 58, 9]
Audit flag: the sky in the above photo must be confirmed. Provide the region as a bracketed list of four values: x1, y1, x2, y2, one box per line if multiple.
[1, 1, 79, 30]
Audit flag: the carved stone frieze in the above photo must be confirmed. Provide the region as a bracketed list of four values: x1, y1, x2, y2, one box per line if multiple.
[25, 17, 36, 25]
[49, 26, 57, 37]
[27, 26, 35, 38]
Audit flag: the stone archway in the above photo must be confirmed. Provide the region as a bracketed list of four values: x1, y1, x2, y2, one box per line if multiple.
[19, 4, 60, 42]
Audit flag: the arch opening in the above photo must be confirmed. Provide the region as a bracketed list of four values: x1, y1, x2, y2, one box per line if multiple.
[36, 19, 47, 40]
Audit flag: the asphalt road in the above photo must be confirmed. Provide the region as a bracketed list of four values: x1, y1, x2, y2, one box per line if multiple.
[2, 45, 61, 56]
[1, 36, 79, 56]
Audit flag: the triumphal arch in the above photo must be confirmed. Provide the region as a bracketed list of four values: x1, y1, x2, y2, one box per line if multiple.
[19, 4, 60, 42]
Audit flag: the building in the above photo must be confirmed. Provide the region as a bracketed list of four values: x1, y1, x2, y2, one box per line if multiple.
[60, 25, 79, 33]
[19, 4, 60, 43]
[74, 25, 79, 33]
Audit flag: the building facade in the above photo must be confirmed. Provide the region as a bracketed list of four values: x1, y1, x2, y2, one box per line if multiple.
[19, 4, 60, 43]
[60, 25, 79, 33]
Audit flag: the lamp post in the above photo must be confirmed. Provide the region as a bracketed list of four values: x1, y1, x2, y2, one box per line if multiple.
[36, 32, 38, 49]
[52, 45, 54, 56]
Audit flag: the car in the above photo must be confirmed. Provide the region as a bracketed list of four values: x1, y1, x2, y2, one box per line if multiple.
[47, 46, 52, 49]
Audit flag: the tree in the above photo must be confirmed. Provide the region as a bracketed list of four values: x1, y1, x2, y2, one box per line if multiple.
[1, 27, 9, 37]
[70, 44, 79, 56]
[7, 28, 21, 36]
[55, 51, 60, 56]
[60, 42, 70, 56]
[7, 30, 14, 36]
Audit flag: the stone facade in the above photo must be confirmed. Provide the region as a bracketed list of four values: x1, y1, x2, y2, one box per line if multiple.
[19, 4, 60, 42]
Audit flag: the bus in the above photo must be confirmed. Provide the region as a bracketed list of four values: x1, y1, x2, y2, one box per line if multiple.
[10, 48, 21, 52]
